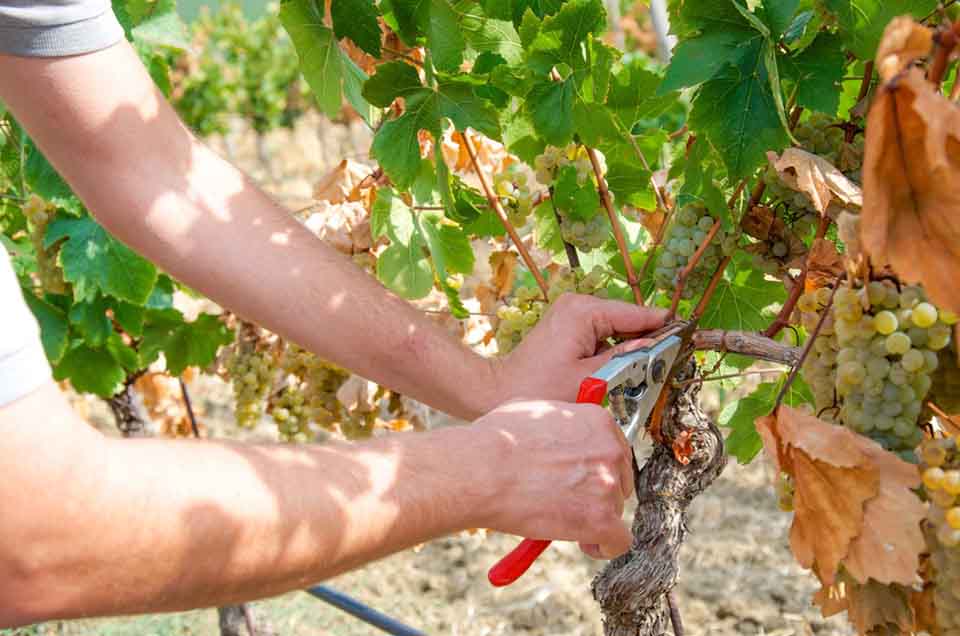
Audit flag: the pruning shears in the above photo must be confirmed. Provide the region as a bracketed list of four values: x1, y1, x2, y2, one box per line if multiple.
[487, 320, 696, 587]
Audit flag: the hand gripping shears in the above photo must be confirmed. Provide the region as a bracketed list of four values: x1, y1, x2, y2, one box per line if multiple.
[487, 321, 693, 587]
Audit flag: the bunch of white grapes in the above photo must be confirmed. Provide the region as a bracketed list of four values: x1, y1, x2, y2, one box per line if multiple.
[495, 267, 609, 354]
[23, 194, 67, 295]
[276, 343, 351, 435]
[268, 384, 310, 443]
[920, 437, 960, 636]
[653, 202, 733, 299]
[226, 332, 277, 429]
[798, 282, 956, 458]
[532, 144, 609, 252]
[794, 112, 846, 164]
[493, 163, 536, 228]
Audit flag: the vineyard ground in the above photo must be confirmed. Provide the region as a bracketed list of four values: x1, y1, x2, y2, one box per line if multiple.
[48, 114, 853, 636]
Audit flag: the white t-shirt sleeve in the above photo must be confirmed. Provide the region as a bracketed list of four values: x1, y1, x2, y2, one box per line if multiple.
[0, 249, 53, 405]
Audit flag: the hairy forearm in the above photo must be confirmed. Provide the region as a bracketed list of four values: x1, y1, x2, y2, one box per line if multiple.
[1, 384, 497, 625]
[0, 43, 499, 420]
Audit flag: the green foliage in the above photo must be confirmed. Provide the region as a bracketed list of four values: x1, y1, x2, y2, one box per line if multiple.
[719, 376, 813, 464]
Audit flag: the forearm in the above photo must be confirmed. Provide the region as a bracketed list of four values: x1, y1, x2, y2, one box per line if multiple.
[0, 43, 499, 420]
[1, 384, 497, 625]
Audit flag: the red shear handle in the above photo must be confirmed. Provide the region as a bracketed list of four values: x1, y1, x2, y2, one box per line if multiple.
[486, 377, 608, 587]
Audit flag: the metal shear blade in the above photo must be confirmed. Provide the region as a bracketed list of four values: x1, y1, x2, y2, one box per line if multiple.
[591, 327, 686, 444]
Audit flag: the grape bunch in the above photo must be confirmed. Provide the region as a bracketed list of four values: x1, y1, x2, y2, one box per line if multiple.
[532, 145, 609, 252]
[276, 343, 351, 435]
[653, 202, 733, 299]
[268, 384, 310, 443]
[495, 267, 609, 354]
[920, 438, 960, 635]
[23, 194, 67, 295]
[226, 327, 277, 429]
[794, 112, 846, 164]
[493, 163, 536, 228]
[798, 282, 952, 458]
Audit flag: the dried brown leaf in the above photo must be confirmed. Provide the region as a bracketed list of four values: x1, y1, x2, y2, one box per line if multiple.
[757, 407, 924, 588]
[788, 453, 877, 582]
[314, 159, 370, 205]
[813, 571, 915, 635]
[875, 17, 933, 82]
[742, 204, 776, 241]
[767, 149, 863, 215]
[489, 250, 519, 299]
[807, 238, 845, 288]
[861, 67, 960, 315]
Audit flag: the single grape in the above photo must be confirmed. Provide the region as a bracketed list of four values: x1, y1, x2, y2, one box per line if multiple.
[885, 332, 912, 355]
[874, 310, 899, 335]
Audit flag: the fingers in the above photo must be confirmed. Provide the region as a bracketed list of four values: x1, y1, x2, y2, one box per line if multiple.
[556, 294, 668, 341]
[579, 518, 632, 559]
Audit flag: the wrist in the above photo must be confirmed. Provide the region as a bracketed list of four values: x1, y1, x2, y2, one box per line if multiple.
[461, 354, 506, 421]
[444, 422, 511, 530]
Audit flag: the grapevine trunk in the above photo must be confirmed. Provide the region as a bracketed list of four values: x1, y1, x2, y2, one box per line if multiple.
[593, 364, 726, 635]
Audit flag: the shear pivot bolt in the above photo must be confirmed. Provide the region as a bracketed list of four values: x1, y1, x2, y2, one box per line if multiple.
[651, 359, 666, 383]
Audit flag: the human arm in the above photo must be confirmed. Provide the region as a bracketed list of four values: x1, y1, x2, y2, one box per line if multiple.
[0, 41, 666, 421]
[0, 382, 632, 627]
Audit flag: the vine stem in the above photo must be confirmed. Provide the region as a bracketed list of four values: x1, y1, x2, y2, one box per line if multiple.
[463, 134, 549, 301]
[179, 377, 201, 439]
[673, 368, 790, 388]
[773, 276, 842, 411]
[666, 218, 722, 321]
[763, 213, 832, 338]
[929, 401, 960, 430]
[856, 60, 875, 105]
[586, 146, 643, 304]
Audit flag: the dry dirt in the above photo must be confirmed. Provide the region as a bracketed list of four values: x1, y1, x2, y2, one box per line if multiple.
[45, 112, 855, 636]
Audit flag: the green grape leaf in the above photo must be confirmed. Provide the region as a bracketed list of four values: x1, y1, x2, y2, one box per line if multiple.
[21, 292, 69, 363]
[146, 275, 175, 310]
[140, 309, 232, 376]
[513, 0, 564, 21]
[501, 107, 544, 165]
[24, 140, 72, 203]
[758, 0, 799, 40]
[421, 216, 475, 275]
[54, 344, 126, 398]
[699, 254, 786, 331]
[461, 10, 523, 64]
[372, 187, 408, 242]
[483, 0, 512, 20]
[553, 165, 599, 222]
[679, 138, 730, 215]
[362, 61, 423, 107]
[524, 78, 575, 146]
[783, 9, 814, 44]
[571, 101, 619, 148]
[114, 301, 145, 338]
[688, 38, 790, 179]
[420, 213, 472, 317]
[533, 198, 565, 256]
[331, 0, 382, 57]
[719, 376, 813, 464]
[371, 190, 433, 299]
[427, 0, 466, 72]
[369, 77, 500, 188]
[606, 161, 652, 208]
[821, 0, 937, 60]
[281, 0, 373, 119]
[659, 0, 759, 92]
[377, 241, 433, 299]
[783, 33, 846, 116]
[105, 333, 141, 372]
[609, 61, 675, 129]
[45, 216, 158, 305]
[68, 296, 113, 347]
[127, 0, 190, 50]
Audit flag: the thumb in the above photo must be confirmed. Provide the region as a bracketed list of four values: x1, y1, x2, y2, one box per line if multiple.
[579, 522, 632, 560]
